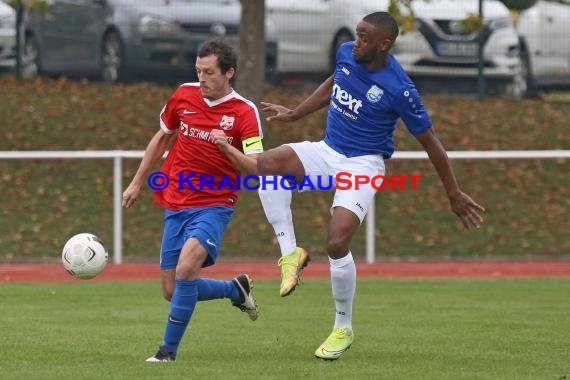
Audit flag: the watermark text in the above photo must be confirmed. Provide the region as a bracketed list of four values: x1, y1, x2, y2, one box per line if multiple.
[147, 171, 422, 191]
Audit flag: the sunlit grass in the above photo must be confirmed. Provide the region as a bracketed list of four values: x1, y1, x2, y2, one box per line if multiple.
[0, 279, 569, 379]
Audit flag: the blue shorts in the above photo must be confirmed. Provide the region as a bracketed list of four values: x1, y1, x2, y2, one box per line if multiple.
[160, 206, 234, 270]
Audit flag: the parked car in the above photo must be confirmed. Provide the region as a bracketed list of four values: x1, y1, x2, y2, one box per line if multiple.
[516, 0, 570, 96]
[395, 0, 522, 96]
[266, 0, 522, 95]
[0, 0, 15, 70]
[21, 0, 278, 83]
[266, 0, 375, 75]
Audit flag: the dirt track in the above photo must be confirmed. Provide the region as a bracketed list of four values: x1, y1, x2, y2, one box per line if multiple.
[2, 261, 570, 283]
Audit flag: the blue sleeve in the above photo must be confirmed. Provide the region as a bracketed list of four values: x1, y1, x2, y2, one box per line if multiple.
[393, 86, 432, 135]
[336, 41, 354, 65]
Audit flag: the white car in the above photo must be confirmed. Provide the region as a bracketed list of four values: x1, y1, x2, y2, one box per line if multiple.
[267, 0, 522, 95]
[394, 0, 522, 95]
[0, 0, 15, 70]
[266, 0, 379, 74]
[517, 0, 570, 95]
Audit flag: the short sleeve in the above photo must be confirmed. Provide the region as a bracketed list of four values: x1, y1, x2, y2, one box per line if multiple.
[159, 90, 181, 134]
[393, 86, 432, 135]
[240, 107, 264, 154]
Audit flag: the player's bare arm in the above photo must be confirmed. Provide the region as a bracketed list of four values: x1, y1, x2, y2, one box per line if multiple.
[261, 75, 334, 122]
[122, 129, 176, 208]
[413, 127, 485, 230]
[211, 129, 260, 175]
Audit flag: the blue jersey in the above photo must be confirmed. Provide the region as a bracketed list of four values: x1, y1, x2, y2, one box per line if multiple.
[323, 42, 432, 158]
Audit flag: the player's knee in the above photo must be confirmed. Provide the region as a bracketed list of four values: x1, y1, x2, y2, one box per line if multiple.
[258, 147, 292, 175]
[326, 237, 350, 259]
[257, 152, 276, 175]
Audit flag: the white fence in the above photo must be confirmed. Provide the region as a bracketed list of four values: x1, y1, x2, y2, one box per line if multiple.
[1, 150, 569, 264]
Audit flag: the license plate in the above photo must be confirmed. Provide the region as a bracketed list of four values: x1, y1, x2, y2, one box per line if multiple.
[438, 42, 478, 57]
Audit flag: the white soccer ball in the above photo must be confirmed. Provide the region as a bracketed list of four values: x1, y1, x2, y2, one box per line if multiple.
[62, 233, 108, 279]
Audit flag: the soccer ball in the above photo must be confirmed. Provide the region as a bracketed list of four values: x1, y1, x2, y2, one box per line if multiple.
[61, 233, 108, 279]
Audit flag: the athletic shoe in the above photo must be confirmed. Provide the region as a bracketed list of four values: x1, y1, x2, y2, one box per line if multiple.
[314, 327, 354, 361]
[277, 247, 310, 297]
[231, 274, 259, 321]
[146, 346, 176, 362]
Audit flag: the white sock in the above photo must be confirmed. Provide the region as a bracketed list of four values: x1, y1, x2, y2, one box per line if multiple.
[329, 252, 356, 329]
[258, 182, 297, 256]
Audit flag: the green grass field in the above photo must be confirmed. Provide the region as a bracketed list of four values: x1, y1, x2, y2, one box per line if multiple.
[1, 279, 569, 379]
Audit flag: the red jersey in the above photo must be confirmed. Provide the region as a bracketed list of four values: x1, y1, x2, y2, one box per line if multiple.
[155, 83, 263, 210]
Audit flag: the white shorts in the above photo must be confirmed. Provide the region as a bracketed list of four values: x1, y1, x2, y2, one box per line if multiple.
[286, 140, 385, 223]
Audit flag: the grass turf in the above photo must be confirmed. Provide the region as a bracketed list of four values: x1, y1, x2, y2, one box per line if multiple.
[0, 279, 569, 379]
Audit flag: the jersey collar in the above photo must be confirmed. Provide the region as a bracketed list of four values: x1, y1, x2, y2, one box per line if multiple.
[203, 89, 236, 107]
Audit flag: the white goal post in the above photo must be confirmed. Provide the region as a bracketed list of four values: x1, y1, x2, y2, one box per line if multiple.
[1, 150, 569, 264]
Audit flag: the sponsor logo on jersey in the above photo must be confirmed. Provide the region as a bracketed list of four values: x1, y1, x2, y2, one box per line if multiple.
[332, 84, 363, 114]
[179, 121, 234, 144]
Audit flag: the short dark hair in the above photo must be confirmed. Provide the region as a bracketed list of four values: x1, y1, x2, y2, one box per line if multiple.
[363, 12, 400, 42]
[197, 38, 238, 75]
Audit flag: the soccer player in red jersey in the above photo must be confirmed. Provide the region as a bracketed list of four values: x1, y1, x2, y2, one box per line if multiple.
[122, 39, 263, 362]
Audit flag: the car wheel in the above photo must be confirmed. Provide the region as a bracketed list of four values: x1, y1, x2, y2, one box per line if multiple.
[330, 30, 354, 72]
[101, 31, 123, 84]
[511, 68, 527, 100]
[520, 47, 537, 98]
[21, 34, 40, 79]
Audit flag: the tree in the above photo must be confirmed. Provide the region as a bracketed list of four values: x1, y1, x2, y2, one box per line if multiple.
[235, 0, 265, 107]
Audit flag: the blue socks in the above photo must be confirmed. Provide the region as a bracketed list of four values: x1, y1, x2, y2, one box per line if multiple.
[162, 279, 197, 354]
[196, 278, 239, 302]
[162, 278, 239, 355]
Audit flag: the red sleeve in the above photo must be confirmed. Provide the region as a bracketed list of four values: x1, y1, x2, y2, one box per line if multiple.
[238, 102, 263, 141]
[159, 88, 182, 134]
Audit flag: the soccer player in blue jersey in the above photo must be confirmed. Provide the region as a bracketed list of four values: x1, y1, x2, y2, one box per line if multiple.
[257, 12, 485, 360]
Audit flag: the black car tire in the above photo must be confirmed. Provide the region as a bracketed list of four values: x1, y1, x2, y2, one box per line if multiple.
[520, 46, 538, 98]
[100, 31, 124, 84]
[21, 34, 41, 79]
[330, 30, 354, 72]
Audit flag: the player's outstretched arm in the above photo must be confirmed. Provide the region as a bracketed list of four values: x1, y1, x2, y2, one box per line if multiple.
[261, 75, 334, 122]
[122, 130, 175, 208]
[413, 127, 485, 230]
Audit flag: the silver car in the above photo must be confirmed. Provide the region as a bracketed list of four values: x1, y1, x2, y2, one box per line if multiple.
[517, 0, 570, 95]
[0, 0, 15, 70]
[22, 0, 278, 83]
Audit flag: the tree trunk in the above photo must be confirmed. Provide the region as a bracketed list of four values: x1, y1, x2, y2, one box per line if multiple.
[236, 0, 265, 107]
